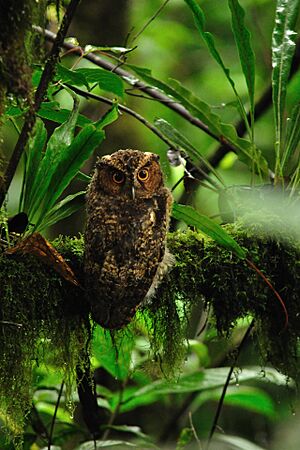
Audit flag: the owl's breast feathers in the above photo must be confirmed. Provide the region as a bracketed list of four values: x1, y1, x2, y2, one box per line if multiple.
[84, 150, 173, 329]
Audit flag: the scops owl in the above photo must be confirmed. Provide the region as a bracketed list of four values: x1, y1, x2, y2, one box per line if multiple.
[84, 149, 173, 329]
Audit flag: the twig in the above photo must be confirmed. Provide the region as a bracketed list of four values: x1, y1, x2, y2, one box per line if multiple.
[77, 362, 101, 438]
[101, 378, 127, 441]
[206, 320, 255, 449]
[48, 380, 65, 450]
[33, 26, 238, 152]
[131, 0, 171, 43]
[30, 403, 51, 442]
[0, 320, 22, 328]
[64, 83, 177, 149]
[246, 258, 288, 331]
[189, 411, 203, 450]
[0, 0, 81, 208]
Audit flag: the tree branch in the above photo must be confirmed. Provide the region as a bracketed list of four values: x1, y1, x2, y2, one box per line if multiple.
[33, 26, 238, 151]
[0, 0, 81, 208]
[64, 83, 177, 149]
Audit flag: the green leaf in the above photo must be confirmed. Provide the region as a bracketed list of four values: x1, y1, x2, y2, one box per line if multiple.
[213, 434, 267, 450]
[127, 64, 268, 174]
[75, 68, 124, 98]
[172, 203, 247, 259]
[176, 428, 194, 450]
[195, 386, 275, 419]
[76, 171, 92, 183]
[4, 105, 24, 118]
[124, 367, 285, 403]
[282, 102, 300, 171]
[167, 78, 268, 175]
[272, 0, 300, 167]
[38, 191, 86, 231]
[21, 119, 47, 213]
[228, 0, 256, 120]
[76, 441, 138, 449]
[38, 101, 92, 127]
[34, 124, 105, 230]
[184, 0, 251, 135]
[154, 118, 225, 187]
[28, 98, 80, 221]
[92, 326, 133, 380]
[94, 102, 119, 129]
[56, 63, 90, 89]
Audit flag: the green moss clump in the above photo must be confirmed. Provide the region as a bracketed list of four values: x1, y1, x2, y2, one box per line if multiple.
[1, 224, 300, 445]
[0, 0, 46, 112]
[0, 237, 90, 446]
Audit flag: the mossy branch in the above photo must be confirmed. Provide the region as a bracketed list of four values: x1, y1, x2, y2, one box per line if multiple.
[0, 0, 82, 208]
[1, 225, 300, 443]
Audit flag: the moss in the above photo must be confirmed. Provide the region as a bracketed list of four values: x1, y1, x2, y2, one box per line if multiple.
[0, 241, 90, 446]
[1, 224, 300, 443]
[0, 0, 46, 113]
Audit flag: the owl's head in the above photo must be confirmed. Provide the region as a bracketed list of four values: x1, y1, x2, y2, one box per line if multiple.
[94, 149, 165, 199]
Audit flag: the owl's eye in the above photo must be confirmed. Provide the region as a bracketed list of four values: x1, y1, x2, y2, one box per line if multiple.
[137, 168, 149, 182]
[112, 171, 125, 184]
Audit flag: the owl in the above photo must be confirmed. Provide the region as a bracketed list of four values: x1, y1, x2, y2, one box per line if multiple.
[84, 149, 173, 329]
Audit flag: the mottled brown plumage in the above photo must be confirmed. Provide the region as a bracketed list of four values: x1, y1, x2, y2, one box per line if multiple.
[84, 149, 173, 329]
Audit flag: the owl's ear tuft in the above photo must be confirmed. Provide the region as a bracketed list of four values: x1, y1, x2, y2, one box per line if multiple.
[96, 155, 111, 169]
[145, 152, 160, 161]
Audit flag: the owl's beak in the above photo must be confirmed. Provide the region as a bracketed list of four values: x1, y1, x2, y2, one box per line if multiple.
[131, 185, 136, 200]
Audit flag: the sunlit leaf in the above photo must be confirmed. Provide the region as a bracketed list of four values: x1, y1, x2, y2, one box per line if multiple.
[84, 44, 133, 55]
[272, 0, 300, 165]
[92, 325, 133, 380]
[172, 203, 247, 259]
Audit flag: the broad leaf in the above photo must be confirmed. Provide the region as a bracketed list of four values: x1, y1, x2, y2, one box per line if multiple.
[28, 98, 80, 221]
[34, 124, 105, 230]
[75, 68, 124, 98]
[127, 64, 268, 174]
[195, 386, 275, 419]
[56, 63, 90, 89]
[124, 367, 286, 403]
[21, 119, 47, 212]
[92, 325, 133, 380]
[272, 0, 300, 164]
[38, 101, 92, 127]
[172, 203, 247, 259]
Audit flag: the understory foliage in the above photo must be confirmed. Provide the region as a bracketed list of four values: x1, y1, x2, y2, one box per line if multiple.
[1, 223, 300, 446]
[1, 0, 300, 449]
